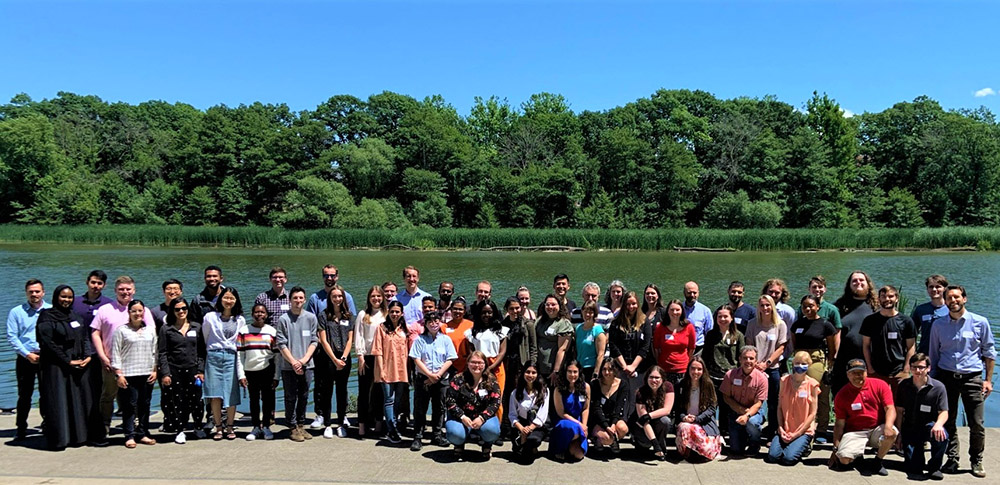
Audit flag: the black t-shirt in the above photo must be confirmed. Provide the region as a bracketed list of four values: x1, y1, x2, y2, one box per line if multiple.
[895, 376, 948, 437]
[860, 312, 917, 376]
[728, 303, 757, 335]
[835, 298, 874, 367]
[790, 316, 837, 351]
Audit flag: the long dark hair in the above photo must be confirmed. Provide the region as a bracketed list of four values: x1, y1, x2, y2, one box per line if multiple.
[384, 300, 406, 335]
[324, 285, 353, 323]
[539, 294, 569, 322]
[664, 299, 688, 327]
[514, 360, 546, 409]
[678, 357, 716, 413]
[557, 360, 587, 397]
[637, 365, 671, 410]
[213, 286, 243, 316]
[165, 297, 189, 327]
[709, 304, 740, 343]
[470, 299, 502, 334]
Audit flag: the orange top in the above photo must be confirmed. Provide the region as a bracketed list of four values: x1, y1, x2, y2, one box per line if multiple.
[371, 324, 409, 384]
[443, 318, 473, 373]
[778, 374, 820, 436]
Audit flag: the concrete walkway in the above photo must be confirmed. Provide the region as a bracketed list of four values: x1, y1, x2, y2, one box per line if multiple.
[1, 410, 997, 485]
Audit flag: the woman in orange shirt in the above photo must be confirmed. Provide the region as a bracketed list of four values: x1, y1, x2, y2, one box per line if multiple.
[372, 300, 410, 444]
[766, 351, 820, 466]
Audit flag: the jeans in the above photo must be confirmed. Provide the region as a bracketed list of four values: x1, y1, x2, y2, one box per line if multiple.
[767, 433, 812, 465]
[445, 416, 501, 446]
[118, 375, 153, 440]
[281, 369, 313, 427]
[412, 374, 447, 438]
[763, 367, 780, 434]
[246, 364, 276, 427]
[903, 422, 949, 473]
[381, 382, 402, 433]
[631, 415, 673, 450]
[728, 409, 764, 455]
[938, 371, 985, 463]
[15, 355, 41, 432]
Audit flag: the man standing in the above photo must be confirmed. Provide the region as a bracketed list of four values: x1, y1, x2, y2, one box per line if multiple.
[830, 358, 897, 476]
[569, 282, 614, 329]
[150, 279, 184, 333]
[276, 286, 319, 442]
[832, 271, 877, 396]
[6, 279, 50, 440]
[804, 275, 842, 330]
[382, 281, 398, 301]
[306, 264, 357, 317]
[437, 281, 455, 322]
[895, 353, 949, 480]
[538, 274, 577, 315]
[928, 285, 995, 478]
[721, 346, 768, 456]
[397, 266, 431, 325]
[683, 281, 714, 354]
[255, 267, 291, 328]
[90, 276, 155, 435]
[913, 275, 949, 355]
[72, 270, 112, 328]
[724, 281, 755, 334]
[861, 285, 916, 394]
[190, 266, 227, 323]
[474, 281, 492, 303]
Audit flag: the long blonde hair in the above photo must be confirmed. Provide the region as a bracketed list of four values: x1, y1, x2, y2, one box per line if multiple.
[756, 295, 782, 328]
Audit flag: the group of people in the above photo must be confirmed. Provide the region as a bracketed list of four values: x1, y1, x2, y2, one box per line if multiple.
[6, 266, 995, 479]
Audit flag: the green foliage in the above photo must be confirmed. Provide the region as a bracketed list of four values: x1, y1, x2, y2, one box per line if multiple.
[703, 191, 782, 229]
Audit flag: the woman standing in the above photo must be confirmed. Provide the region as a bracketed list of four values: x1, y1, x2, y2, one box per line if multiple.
[315, 286, 354, 439]
[500, 296, 536, 434]
[112, 300, 158, 448]
[202, 287, 247, 441]
[608, 291, 652, 393]
[516, 286, 537, 321]
[652, 299, 696, 388]
[239, 303, 277, 441]
[157, 298, 206, 444]
[372, 300, 409, 444]
[444, 351, 502, 459]
[354, 285, 387, 438]
[550, 360, 590, 461]
[442, 298, 473, 373]
[604, 280, 626, 317]
[745, 294, 788, 438]
[642, 284, 664, 327]
[789, 295, 838, 441]
[575, 301, 607, 382]
[703, 304, 743, 433]
[674, 357, 722, 461]
[409, 310, 456, 451]
[766, 351, 820, 466]
[631, 365, 675, 461]
[467, 300, 508, 423]
[507, 361, 548, 462]
[534, 294, 573, 386]
[37, 285, 102, 450]
[589, 359, 630, 455]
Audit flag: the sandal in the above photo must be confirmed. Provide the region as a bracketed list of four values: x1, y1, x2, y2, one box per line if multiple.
[124, 439, 137, 449]
[139, 437, 156, 446]
[213, 427, 224, 441]
[226, 426, 237, 440]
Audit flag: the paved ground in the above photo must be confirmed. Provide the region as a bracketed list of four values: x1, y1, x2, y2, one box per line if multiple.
[1, 410, 997, 485]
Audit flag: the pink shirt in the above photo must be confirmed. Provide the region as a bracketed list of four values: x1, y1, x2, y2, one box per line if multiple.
[90, 300, 154, 358]
[720, 367, 768, 408]
[778, 375, 820, 435]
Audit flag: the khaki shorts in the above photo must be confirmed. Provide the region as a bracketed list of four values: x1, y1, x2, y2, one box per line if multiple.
[836, 425, 897, 459]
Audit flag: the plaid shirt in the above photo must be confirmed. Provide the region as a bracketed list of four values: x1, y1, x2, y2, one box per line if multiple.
[112, 324, 157, 377]
[255, 288, 290, 328]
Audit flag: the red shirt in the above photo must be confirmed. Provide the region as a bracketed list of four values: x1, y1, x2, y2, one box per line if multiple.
[834, 377, 894, 432]
[652, 323, 696, 373]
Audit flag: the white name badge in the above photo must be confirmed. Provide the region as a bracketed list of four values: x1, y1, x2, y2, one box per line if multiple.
[798, 390, 808, 398]
[851, 402, 862, 411]
[70, 321, 81, 328]
[919, 404, 932, 413]
[887, 332, 898, 339]
[767, 334, 777, 341]
[734, 317, 743, 324]
[280, 304, 290, 311]
[585, 335, 594, 343]
[301, 329, 311, 337]
[922, 315, 932, 321]
[340, 320, 350, 327]
[601, 397, 607, 405]
[639, 333, 645, 340]
[545, 326, 557, 336]
[733, 378, 743, 386]
[962, 331, 975, 339]
[186, 330, 197, 337]
[666, 334, 674, 341]
[445, 327, 454, 334]
[477, 389, 487, 397]
[92, 309, 98, 315]
[795, 328, 804, 334]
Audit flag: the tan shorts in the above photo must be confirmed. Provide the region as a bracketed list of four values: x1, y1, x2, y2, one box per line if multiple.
[836, 425, 897, 460]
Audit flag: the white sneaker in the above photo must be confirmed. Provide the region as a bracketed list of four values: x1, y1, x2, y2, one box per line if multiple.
[310, 416, 325, 429]
[336, 425, 348, 438]
[193, 429, 207, 439]
[246, 427, 259, 441]
[323, 426, 335, 439]
[262, 426, 274, 440]
[174, 432, 187, 444]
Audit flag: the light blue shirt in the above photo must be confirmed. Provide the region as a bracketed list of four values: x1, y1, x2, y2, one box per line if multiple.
[306, 288, 357, 317]
[397, 287, 432, 325]
[6, 301, 51, 357]
[928, 310, 997, 375]
[409, 332, 457, 374]
[684, 300, 714, 346]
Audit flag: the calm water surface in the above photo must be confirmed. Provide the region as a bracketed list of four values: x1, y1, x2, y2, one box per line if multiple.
[1, 244, 996, 424]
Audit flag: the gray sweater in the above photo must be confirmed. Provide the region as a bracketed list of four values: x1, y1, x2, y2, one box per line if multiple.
[275, 310, 319, 371]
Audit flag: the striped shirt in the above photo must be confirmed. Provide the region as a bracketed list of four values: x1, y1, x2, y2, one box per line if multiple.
[238, 323, 277, 372]
[112, 323, 157, 377]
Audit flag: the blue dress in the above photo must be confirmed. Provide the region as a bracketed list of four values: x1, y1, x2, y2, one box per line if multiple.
[550, 390, 588, 454]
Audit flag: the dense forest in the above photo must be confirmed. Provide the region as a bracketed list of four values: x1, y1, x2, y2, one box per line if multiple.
[0, 90, 997, 230]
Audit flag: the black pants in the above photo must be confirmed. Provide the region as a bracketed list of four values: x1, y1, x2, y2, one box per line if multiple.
[246, 364, 276, 428]
[314, 357, 351, 424]
[281, 369, 313, 427]
[161, 367, 203, 432]
[15, 355, 42, 432]
[412, 374, 447, 438]
[511, 417, 546, 453]
[938, 371, 986, 464]
[358, 355, 378, 427]
[118, 375, 153, 440]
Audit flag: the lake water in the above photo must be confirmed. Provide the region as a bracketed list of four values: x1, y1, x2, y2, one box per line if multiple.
[1, 243, 997, 424]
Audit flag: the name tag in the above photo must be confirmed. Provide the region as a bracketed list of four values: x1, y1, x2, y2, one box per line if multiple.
[144, 331, 154, 340]
[962, 331, 975, 339]
[585, 335, 594, 343]
[70, 321, 81, 328]
[601, 397, 607, 405]
[733, 378, 743, 386]
[767, 334, 777, 341]
[301, 329, 311, 337]
[280, 304, 290, 311]
[545, 326, 557, 336]
[665, 334, 674, 341]
[639, 333, 644, 340]
[851, 402, 862, 411]
[734, 317, 743, 324]
[887, 332, 898, 339]
[798, 390, 807, 398]
[919, 404, 932, 412]
[445, 327, 454, 334]
[340, 319, 350, 327]
[795, 328, 804, 334]
[477, 389, 487, 397]
[922, 315, 932, 321]
[92, 309, 98, 315]
[186, 330, 197, 337]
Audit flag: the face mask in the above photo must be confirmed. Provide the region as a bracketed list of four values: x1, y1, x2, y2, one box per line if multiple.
[793, 364, 809, 374]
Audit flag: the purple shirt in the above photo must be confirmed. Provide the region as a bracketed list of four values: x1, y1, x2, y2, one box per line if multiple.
[73, 293, 114, 327]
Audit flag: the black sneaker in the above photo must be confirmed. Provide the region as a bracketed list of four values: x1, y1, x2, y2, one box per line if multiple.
[14, 429, 27, 441]
[872, 458, 888, 476]
[942, 458, 960, 474]
[387, 429, 401, 444]
[610, 438, 621, 455]
[410, 439, 422, 451]
[928, 470, 944, 480]
[432, 435, 451, 447]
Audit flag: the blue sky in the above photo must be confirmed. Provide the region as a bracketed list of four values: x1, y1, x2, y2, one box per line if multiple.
[2, 0, 998, 117]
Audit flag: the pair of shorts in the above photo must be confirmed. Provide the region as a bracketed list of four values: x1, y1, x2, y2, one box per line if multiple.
[836, 424, 897, 459]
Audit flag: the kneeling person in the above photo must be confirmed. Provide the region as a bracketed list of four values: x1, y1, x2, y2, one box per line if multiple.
[830, 358, 897, 476]
[895, 353, 948, 480]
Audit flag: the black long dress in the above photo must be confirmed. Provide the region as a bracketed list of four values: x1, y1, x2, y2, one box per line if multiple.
[37, 304, 103, 449]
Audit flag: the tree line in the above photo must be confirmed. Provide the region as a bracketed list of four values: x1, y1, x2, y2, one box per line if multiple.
[1, 89, 997, 230]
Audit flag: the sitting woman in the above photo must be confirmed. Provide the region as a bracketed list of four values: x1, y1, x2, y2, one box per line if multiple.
[674, 356, 722, 461]
[589, 358, 630, 455]
[550, 360, 591, 461]
[444, 350, 502, 459]
[507, 361, 549, 462]
[766, 351, 820, 466]
[631, 365, 675, 461]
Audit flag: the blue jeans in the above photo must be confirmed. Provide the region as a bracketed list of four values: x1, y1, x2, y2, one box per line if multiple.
[767, 433, 812, 465]
[381, 382, 400, 433]
[903, 423, 949, 474]
[728, 409, 764, 455]
[445, 416, 501, 446]
[763, 367, 780, 434]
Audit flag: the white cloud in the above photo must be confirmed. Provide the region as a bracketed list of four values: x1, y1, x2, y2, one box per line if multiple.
[842, 108, 855, 118]
[974, 87, 996, 97]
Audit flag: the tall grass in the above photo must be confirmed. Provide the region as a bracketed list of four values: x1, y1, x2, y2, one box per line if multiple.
[0, 225, 997, 251]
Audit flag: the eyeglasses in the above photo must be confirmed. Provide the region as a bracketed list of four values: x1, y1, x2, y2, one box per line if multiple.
[912, 365, 929, 371]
